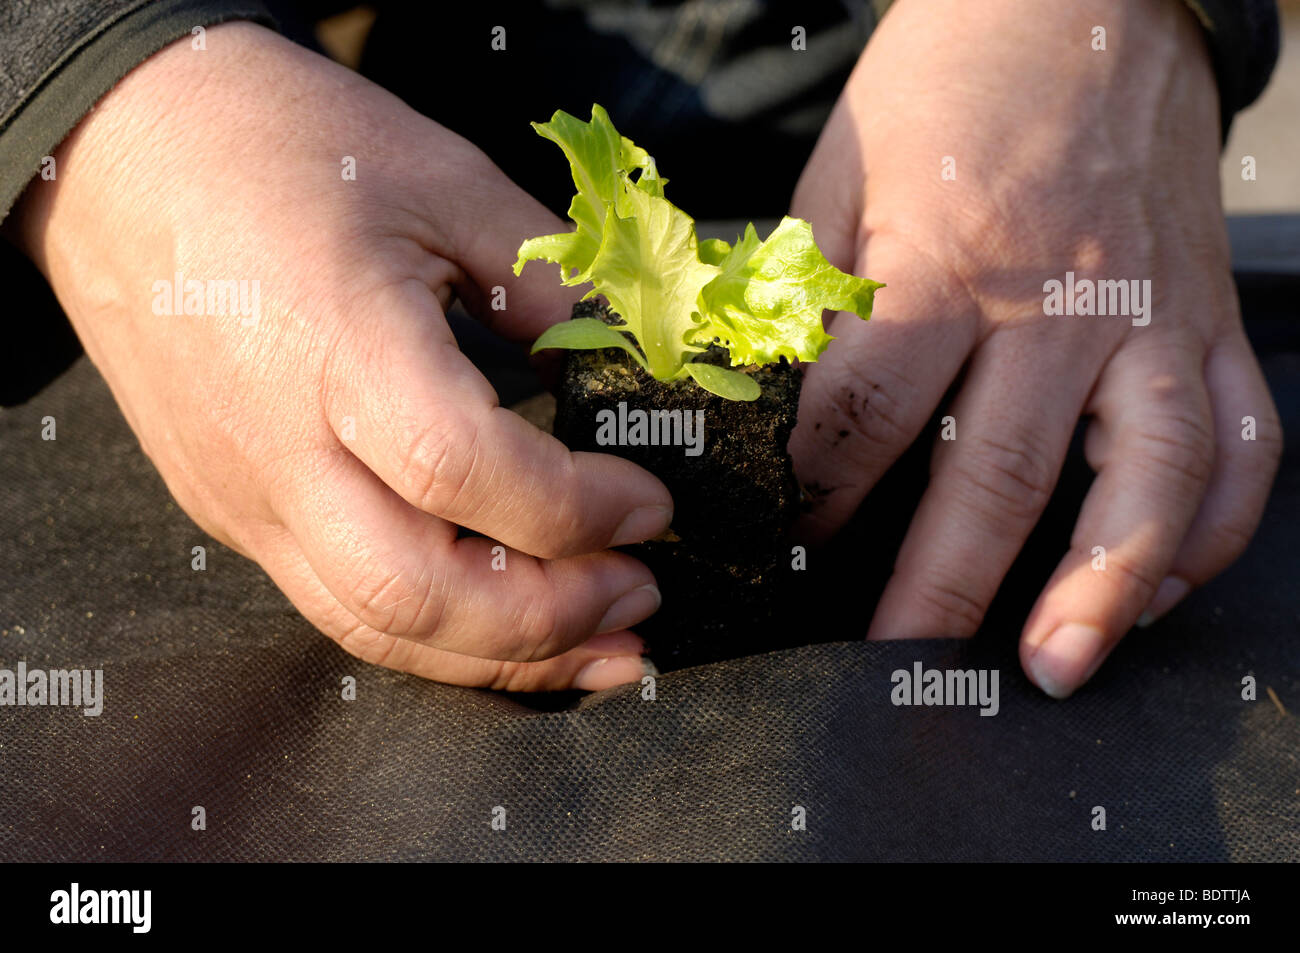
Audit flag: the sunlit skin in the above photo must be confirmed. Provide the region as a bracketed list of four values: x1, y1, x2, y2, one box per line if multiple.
[12, 23, 670, 692]
[790, 0, 1281, 696]
[11, 1, 1282, 697]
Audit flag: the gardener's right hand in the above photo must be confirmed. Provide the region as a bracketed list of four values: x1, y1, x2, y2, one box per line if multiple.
[11, 22, 670, 691]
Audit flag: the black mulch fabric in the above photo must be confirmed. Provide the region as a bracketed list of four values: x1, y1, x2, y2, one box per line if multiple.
[0, 274, 1297, 862]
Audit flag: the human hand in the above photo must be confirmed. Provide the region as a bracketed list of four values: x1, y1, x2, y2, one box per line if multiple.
[13, 22, 672, 691]
[788, 0, 1282, 697]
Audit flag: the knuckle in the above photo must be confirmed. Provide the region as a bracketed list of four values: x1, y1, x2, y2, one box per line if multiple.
[399, 412, 482, 517]
[485, 660, 553, 693]
[346, 559, 445, 641]
[507, 586, 564, 660]
[828, 364, 917, 455]
[484, 662, 526, 692]
[952, 432, 1056, 522]
[1090, 548, 1162, 603]
[530, 460, 587, 559]
[1131, 410, 1215, 488]
[910, 575, 987, 637]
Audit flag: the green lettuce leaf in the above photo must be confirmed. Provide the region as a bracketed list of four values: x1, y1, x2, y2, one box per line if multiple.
[694, 219, 883, 366]
[515, 104, 881, 398]
[530, 317, 648, 370]
[512, 103, 646, 286]
[682, 362, 760, 401]
[585, 180, 716, 380]
[697, 237, 732, 265]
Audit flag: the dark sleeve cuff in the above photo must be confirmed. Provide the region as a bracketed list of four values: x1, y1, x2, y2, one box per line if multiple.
[1181, 0, 1281, 141]
[0, 0, 276, 224]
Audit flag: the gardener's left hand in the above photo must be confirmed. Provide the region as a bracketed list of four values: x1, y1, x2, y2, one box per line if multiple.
[788, 0, 1282, 697]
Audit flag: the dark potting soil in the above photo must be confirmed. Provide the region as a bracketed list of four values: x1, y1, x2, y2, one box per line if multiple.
[553, 299, 804, 670]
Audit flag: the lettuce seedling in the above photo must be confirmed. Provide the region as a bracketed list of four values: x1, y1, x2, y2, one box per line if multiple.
[515, 104, 882, 401]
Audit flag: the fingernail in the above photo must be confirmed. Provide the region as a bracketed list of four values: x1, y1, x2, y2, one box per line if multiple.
[610, 504, 673, 547]
[1136, 575, 1191, 628]
[596, 584, 661, 633]
[581, 630, 645, 656]
[1028, 623, 1109, 699]
[573, 655, 649, 691]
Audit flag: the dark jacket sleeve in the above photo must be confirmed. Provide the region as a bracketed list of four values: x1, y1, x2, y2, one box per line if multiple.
[865, 0, 1279, 139]
[0, 0, 1282, 225]
[0, 0, 275, 224]
[1183, 0, 1281, 139]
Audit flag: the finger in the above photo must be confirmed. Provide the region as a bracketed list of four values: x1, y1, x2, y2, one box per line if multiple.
[256, 526, 654, 691]
[270, 444, 662, 662]
[1020, 336, 1215, 698]
[418, 142, 583, 342]
[323, 279, 673, 559]
[866, 326, 1095, 640]
[1136, 331, 1283, 624]
[789, 236, 980, 541]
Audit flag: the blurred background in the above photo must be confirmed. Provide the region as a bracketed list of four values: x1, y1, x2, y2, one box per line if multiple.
[316, 1, 1300, 213]
[1221, 0, 1300, 212]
